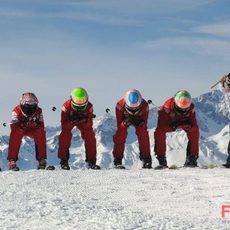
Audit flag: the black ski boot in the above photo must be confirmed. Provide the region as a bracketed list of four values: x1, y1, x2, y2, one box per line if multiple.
[184, 155, 198, 167]
[223, 155, 230, 168]
[114, 158, 125, 169]
[155, 156, 168, 169]
[8, 160, 20, 171]
[60, 159, 70, 170]
[37, 159, 47, 170]
[142, 158, 152, 169]
[87, 160, 101, 170]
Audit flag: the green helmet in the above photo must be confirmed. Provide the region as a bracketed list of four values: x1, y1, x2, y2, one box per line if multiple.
[70, 88, 88, 111]
[174, 90, 192, 115]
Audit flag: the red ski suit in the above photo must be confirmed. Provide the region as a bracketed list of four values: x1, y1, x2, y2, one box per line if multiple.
[154, 98, 199, 157]
[113, 98, 151, 160]
[58, 100, 97, 162]
[8, 105, 47, 161]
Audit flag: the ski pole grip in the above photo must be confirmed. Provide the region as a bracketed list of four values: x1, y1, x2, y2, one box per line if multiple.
[106, 108, 110, 113]
[52, 107, 57, 111]
[147, 100, 152, 104]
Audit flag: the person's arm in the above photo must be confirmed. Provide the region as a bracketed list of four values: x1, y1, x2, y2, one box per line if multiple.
[189, 108, 198, 127]
[61, 105, 72, 129]
[10, 110, 21, 130]
[115, 103, 127, 128]
[141, 103, 149, 126]
[211, 74, 228, 89]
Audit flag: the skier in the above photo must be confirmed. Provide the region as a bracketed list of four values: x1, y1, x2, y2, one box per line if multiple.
[218, 73, 230, 94]
[58, 88, 100, 170]
[113, 89, 152, 169]
[154, 90, 199, 168]
[7, 93, 47, 171]
[214, 73, 230, 167]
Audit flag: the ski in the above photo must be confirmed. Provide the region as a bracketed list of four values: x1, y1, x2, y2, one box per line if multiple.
[114, 165, 126, 169]
[154, 164, 216, 170]
[46, 165, 55, 170]
[154, 165, 168, 170]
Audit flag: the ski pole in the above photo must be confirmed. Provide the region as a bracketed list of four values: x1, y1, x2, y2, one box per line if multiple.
[211, 81, 220, 89]
[211, 76, 227, 89]
[147, 99, 153, 105]
[52, 106, 60, 112]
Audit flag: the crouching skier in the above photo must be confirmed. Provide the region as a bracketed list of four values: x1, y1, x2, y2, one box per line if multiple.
[113, 89, 152, 169]
[154, 90, 199, 169]
[58, 88, 100, 170]
[7, 93, 47, 171]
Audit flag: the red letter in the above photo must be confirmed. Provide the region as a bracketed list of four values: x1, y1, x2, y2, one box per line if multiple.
[222, 205, 230, 218]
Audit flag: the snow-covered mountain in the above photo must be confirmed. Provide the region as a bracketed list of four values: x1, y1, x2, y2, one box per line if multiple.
[0, 90, 229, 170]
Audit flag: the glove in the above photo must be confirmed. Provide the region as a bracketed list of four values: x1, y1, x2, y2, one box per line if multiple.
[135, 120, 145, 127]
[123, 119, 131, 127]
[28, 121, 40, 129]
[19, 121, 39, 130]
[171, 120, 192, 130]
[19, 121, 29, 130]
[129, 117, 144, 127]
[69, 113, 88, 125]
[75, 118, 88, 125]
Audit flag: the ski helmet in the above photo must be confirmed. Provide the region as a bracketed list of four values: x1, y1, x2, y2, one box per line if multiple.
[174, 90, 191, 115]
[124, 89, 143, 115]
[225, 74, 230, 86]
[20, 92, 38, 116]
[70, 88, 88, 111]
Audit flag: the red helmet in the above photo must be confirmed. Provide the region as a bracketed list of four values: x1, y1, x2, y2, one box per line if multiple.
[20, 92, 38, 116]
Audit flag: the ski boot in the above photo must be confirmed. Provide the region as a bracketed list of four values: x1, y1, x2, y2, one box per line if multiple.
[8, 160, 20, 171]
[223, 155, 230, 168]
[87, 160, 101, 170]
[142, 158, 152, 169]
[155, 156, 168, 169]
[60, 159, 70, 170]
[184, 155, 198, 168]
[114, 158, 125, 169]
[37, 159, 47, 170]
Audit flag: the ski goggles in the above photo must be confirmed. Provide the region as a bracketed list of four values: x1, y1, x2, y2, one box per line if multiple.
[125, 106, 141, 116]
[21, 104, 37, 116]
[71, 101, 88, 111]
[174, 103, 190, 116]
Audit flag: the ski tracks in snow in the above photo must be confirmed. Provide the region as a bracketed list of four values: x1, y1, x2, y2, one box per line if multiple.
[0, 169, 230, 229]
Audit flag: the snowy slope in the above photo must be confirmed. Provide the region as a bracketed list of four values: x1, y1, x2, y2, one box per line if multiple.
[1, 169, 230, 229]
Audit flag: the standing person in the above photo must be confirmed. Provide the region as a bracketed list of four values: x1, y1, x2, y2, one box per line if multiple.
[58, 88, 100, 170]
[113, 89, 152, 169]
[154, 90, 199, 168]
[8, 93, 47, 171]
[214, 73, 230, 167]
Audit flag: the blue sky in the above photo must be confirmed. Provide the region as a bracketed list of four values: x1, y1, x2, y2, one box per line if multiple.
[0, 0, 229, 132]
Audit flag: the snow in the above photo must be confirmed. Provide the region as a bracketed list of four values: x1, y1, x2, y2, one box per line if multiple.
[1, 169, 230, 229]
